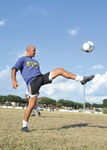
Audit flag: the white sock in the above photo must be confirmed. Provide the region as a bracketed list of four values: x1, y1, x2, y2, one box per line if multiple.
[75, 76, 83, 82]
[22, 120, 28, 128]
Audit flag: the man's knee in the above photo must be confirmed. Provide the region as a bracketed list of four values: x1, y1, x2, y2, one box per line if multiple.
[55, 68, 64, 74]
[28, 98, 36, 109]
[50, 67, 65, 79]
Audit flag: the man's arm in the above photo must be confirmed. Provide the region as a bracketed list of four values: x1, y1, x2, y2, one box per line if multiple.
[11, 68, 19, 89]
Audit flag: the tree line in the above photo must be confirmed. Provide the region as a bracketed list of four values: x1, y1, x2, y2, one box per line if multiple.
[0, 95, 107, 108]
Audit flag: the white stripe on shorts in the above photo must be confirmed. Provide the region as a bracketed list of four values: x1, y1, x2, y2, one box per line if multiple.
[49, 72, 53, 81]
[29, 93, 39, 98]
[27, 85, 39, 98]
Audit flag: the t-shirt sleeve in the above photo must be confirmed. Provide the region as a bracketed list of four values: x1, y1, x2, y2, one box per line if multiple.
[12, 57, 24, 71]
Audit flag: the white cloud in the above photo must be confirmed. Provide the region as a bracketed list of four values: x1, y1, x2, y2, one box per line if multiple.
[0, 65, 10, 78]
[86, 72, 107, 95]
[0, 66, 11, 95]
[91, 64, 104, 69]
[67, 27, 80, 36]
[85, 95, 106, 104]
[0, 19, 7, 27]
[40, 79, 81, 100]
[17, 51, 26, 58]
[0, 65, 26, 96]
[39, 72, 107, 103]
[1, 64, 107, 104]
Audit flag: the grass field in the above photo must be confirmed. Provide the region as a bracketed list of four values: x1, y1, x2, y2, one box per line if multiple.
[0, 108, 107, 150]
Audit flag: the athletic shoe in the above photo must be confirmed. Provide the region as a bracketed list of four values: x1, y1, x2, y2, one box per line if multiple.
[38, 112, 41, 117]
[21, 127, 29, 132]
[81, 75, 95, 85]
[31, 114, 35, 116]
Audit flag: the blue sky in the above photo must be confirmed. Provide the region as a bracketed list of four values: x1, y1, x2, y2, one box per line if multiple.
[0, 0, 107, 104]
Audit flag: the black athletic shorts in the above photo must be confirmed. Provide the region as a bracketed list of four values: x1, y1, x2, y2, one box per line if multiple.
[28, 72, 52, 96]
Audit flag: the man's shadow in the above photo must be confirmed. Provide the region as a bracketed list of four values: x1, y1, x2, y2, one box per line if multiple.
[60, 123, 107, 129]
[60, 123, 88, 129]
[31, 123, 107, 132]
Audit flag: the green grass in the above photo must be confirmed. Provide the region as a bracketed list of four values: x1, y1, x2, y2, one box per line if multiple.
[0, 108, 107, 150]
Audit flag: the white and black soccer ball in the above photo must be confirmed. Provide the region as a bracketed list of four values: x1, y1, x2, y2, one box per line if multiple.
[82, 41, 95, 53]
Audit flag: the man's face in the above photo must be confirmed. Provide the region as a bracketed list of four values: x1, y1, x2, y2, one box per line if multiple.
[27, 46, 36, 57]
[29, 47, 36, 57]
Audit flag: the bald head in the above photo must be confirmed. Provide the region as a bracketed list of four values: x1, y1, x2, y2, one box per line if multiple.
[26, 45, 36, 57]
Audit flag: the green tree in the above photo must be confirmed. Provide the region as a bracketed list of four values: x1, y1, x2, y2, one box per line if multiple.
[75, 102, 83, 109]
[92, 103, 103, 108]
[0, 95, 25, 103]
[57, 99, 75, 108]
[85, 102, 92, 108]
[103, 99, 107, 108]
[57, 99, 66, 106]
[39, 97, 56, 106]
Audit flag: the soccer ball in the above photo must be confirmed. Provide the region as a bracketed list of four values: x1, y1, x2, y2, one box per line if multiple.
[82, 41, 95, 53]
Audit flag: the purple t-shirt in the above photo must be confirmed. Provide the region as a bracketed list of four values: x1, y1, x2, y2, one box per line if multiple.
[13, 56, 42, 86]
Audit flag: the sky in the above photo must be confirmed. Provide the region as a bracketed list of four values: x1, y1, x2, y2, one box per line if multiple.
[0, 0, 107, 104]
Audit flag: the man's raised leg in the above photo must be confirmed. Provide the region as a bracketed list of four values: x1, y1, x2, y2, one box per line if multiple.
[50, 68, 94, 85]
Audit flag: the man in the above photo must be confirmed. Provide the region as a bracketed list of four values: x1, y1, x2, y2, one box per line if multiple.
[11, 45, 94, 132]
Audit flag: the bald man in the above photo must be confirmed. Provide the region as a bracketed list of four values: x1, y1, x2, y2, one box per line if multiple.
[11, 45, 94, 132]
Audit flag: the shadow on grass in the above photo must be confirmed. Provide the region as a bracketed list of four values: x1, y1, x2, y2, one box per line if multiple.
[31, 123, 107, 132]
[61, 123, 88, 129]
[60, 123, 107, 129]
[41, 116, 63, 118]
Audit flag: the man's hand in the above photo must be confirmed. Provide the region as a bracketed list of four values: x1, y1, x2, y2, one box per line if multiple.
[11, 68, 19, 89]
[12, 80, 19, 89]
